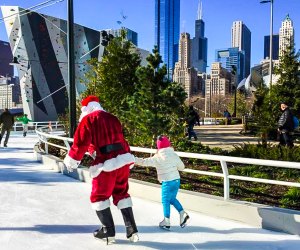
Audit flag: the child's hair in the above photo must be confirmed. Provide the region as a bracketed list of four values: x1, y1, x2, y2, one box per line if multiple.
[156, 135, 171, 149]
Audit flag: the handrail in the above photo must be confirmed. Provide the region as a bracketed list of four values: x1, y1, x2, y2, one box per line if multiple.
[13, 121, 61, 132]
[35, 126, 300, 201]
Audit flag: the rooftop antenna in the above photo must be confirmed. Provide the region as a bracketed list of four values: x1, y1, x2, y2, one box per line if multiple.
[197, 0, 203, 20]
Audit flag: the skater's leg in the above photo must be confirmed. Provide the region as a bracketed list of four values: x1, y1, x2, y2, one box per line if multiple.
[160, 181, 171, 229]
[113, 165, 139, 242]
[90, 172, 116, 244]
[4, 129, 10, 147]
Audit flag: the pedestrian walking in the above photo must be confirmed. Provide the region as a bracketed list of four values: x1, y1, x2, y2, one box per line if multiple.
[63, 95, 138, 244]
[223, 109, 231, 125]
[16, 114, 32, 137]
[278, 101, 294, 147]
[135, 135, 190, 230]
[0, 108, 14, 147]
[186, 105, 200, 141]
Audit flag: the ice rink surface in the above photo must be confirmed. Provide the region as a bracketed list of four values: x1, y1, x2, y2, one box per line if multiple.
[0, 134, 300, 250]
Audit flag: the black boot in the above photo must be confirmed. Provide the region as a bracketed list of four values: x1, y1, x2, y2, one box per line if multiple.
[121, 207, 138, 241]
[23, 132, 26, 137]
[0, 134, 2, 144]
[94, 208, 115, 244]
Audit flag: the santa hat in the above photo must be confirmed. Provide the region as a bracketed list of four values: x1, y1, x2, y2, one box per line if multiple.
[81, 95, 100, 107]
[79, 95, 104, 122]
[156, 135, 171, 149]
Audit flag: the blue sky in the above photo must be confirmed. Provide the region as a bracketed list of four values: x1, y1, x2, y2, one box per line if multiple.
[0, 0, 300, 68]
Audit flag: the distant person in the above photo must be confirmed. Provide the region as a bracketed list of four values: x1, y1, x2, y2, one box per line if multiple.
[135, 135, 190, 229]
[186, 105, 200, 141]
[278, 101, 294, 147]
[223, 109, 231, 125]
[0, 108, 14, 147]
[16, 114, 32, 137]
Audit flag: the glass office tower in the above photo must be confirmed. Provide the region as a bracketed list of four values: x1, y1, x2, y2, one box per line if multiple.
[155, 0, 180, 79]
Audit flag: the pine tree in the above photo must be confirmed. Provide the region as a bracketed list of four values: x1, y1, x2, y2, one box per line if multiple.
[82, 29, 141, 124]
[127, 47, 187, 146]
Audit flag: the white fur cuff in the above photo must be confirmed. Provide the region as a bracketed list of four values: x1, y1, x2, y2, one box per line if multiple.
[117, 197, 132, 209]
[91, 199, 110, 211]
[63, 154, 80, 170]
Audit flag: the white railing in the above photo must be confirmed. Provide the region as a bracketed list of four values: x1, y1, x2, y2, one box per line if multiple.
[35, 126, 300, 201]
[13, 121, 61, 132]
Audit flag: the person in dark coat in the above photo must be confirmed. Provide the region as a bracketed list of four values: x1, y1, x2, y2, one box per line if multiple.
[278, 102, 294, 147]
[0, 108, 14, 147]
[186, 105, 200, 141]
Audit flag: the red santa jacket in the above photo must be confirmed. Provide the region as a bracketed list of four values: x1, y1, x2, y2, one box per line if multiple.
[68, 110, 134, 177]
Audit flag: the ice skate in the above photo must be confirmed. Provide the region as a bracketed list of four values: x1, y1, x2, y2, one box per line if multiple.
[93, 227, 116, 245]
[94, 208, 116, 245]
[159, 217, 170, 230]
[179, 210, 190, 228]
[121, 207, 139, 243]
[128, 233, 139, 242]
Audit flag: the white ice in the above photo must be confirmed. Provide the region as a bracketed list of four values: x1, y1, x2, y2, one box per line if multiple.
[0, 133, 300, 250]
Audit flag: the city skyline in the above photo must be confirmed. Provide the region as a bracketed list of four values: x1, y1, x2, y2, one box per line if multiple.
[0, 0, 300, 70]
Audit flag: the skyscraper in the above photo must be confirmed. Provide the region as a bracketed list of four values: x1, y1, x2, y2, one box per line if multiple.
[191, 0, 207, 73]
[231, 21, 251, 78]
[279, 14, 294, 58]
[173, 32, 200, 99]
[215, 47, 245, 84]
[155, 0, 180, 78]
[264, 35, 279, 60]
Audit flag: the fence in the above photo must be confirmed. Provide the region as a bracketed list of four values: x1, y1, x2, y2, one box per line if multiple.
[13, 121, 61, 132]
[35, 125, 300, 201]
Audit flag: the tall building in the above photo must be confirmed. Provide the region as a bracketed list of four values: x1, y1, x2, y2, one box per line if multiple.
[279, 14, 294, 58]
[155, 0, 180, 78]
[215, 47, 245, 84]
[264, 35, 279, 60]
[231, 21, 251, 78]
[191, 0, 208, 73]
[205, 62, 231, 116]
[107, 28, 138, 46]
[173, 32, 200, 99]
[0, 40, 13, 77]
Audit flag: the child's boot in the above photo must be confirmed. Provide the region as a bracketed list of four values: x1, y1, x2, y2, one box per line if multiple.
[159, 217, 170, 230]
[179, 210, 190, 228]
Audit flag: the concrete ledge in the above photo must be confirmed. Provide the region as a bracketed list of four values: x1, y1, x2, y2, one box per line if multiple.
[34, 147, 300, 235]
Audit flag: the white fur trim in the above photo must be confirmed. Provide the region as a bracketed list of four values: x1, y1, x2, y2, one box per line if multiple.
[103, 153, 135, 172]
[63, 154, 80, 170]
[91, 199, 110, 211]
[88, 153, 135, 178]
[117, 197, 132, 209]
[79, 101, 104, 122]
[89, 164, 104, 178]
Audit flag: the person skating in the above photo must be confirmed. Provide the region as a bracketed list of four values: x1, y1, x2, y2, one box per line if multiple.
[0, 108, 14, 147]
[135, 135, 190, 229]
[63, 95, 138, 244]
[16, 114, 32, 137]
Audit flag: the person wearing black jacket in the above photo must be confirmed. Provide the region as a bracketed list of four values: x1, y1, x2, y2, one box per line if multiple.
[186, 105, 200, 141]
[0, 108, 14, 147]
[278, 102, 294, 147]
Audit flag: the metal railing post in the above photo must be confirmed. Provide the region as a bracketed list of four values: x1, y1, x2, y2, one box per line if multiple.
[220, 160, 230, 200]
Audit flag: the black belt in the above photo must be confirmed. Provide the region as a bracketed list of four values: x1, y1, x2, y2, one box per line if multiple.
[99, 143, 123, 154]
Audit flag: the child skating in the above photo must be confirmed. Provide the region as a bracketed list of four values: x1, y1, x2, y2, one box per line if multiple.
[135, 135, 190, 229]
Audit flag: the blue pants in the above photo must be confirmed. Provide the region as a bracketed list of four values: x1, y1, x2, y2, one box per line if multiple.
[161, 179, 183, 218]
[187, 124, 197, 139]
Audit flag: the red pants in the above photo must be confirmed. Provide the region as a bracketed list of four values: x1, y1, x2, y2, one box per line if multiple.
[90, 164, 130, 206]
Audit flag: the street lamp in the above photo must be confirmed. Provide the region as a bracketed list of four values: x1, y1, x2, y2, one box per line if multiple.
[231, 65, 237, 117]
[260, 0, 274, 89]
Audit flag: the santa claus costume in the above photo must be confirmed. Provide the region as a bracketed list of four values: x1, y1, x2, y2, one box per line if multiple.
[64, 95, 138, 244]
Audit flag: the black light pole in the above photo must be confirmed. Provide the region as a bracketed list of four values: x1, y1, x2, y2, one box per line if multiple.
[260, 0, 274, 89]
[231, 65, 237, 117]
[68, 0, 76, 137]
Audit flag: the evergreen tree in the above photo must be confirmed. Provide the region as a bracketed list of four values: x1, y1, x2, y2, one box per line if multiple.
[82, 29, 141, 124]
[273, 44, 300, 114]
[127, 47, 187, 146]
